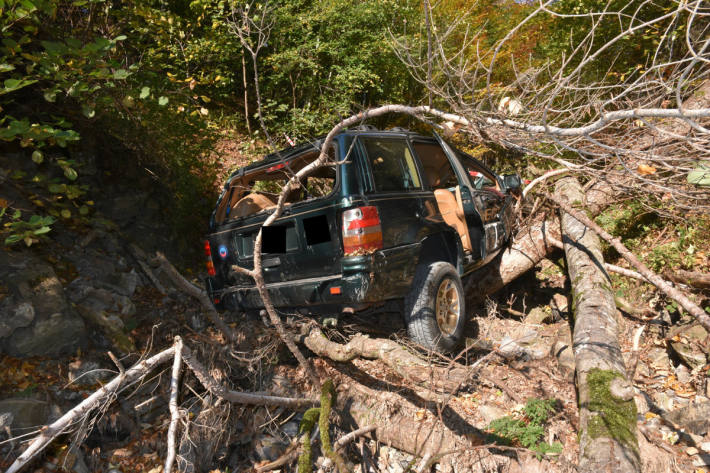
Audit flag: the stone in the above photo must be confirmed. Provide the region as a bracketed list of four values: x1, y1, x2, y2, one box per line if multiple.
[525, 307, 551, 325]
[648, 348, 671, 371]
[675, 364, 691, 385]
[701, 442, 710, 453]
[653, 392, 674, 412]
[670, 340, 708, 370]
[116, 270, 140, 297]
[670, 325, 709, 370]
[692, 455, 710, 467]
[478, 404, 507, 426]
[68, 360, 112, 386]
[0, 251, 86, 357]
[5, 313, 86, 358]
[553, 340, 575, 379]
[254, 434, 288, 462]
[687, 447, 699, 455]
[666, 400, 710, 435]
[0, 398, 51, 431]
[634, 392, 650, 415]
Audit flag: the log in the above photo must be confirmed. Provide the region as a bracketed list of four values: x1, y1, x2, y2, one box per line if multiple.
[337, 380, 486, 460]
[556, 177, 640, 473]
[547, 192, 710, 332]
[301, 328, 470, 393]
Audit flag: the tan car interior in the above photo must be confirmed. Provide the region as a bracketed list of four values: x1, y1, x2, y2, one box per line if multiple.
[415, 143, 473, 254]
[215, 149, 335, 224]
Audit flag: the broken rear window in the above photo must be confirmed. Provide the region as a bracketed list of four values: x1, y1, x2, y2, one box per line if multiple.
[215, 146, 337, 223]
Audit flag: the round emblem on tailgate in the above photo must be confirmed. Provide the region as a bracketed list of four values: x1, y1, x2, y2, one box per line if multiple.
[218, 245, 228, 259]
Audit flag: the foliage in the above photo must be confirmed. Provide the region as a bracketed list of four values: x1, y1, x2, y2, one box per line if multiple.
[1, 208, 55, 247]
[488, 398, 563, 458]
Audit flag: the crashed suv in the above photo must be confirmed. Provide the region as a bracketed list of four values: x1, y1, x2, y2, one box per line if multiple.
[205, 127, 521, 351]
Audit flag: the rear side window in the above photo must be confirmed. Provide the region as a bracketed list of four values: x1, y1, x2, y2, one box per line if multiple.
[459, 154, 498, 190]
[413, 142, 459, 189]
[361, 138, 421, 192]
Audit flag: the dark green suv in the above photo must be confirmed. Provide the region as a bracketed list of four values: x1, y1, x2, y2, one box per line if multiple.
[206, 127, 520, 352]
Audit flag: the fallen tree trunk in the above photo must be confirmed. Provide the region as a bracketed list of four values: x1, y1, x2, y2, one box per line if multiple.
[336, 375, 486, 461]
[301, 327, 469, 393]
[546, 192, 710, 332]
[556, 177, 640, 473]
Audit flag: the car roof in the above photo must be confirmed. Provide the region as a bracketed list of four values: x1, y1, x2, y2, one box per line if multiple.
[224, 128, 434, 182]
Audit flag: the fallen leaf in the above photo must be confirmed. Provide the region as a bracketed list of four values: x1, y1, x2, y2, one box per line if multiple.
[638, 164, 657, 175]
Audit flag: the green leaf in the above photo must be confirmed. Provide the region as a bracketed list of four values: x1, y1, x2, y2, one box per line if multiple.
[43, 90, 57, 102]
[63, 167, 78, 181]
[79, 205, 89, 216]
[48, 183, 64, 193]
[158, 96, 169, 106]
[2, 78, 37, 95]
[31, 150, 43, 164]
[113, 69, 129, 80]
[28, 214, 41, 225]
[114, 35, 127, 41]
[0, 64, 15, 72]
[60, 209, 71, 219]
[81, 105, 95, 118]
[139, 86, 150, 99]
[5, 234, 22, 245]
[12, 209, 21, 219]
[33, 226, 51, 235]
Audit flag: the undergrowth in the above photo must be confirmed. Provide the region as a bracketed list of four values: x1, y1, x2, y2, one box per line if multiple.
[487, 398, 563, 458]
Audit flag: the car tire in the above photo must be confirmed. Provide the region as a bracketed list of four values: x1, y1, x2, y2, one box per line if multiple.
[404, 262, 465, 353]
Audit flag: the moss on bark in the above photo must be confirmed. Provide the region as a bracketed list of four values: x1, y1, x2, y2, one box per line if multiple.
[585, 368, 638, 455]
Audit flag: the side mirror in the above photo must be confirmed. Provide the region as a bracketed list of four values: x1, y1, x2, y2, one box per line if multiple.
[502, 174, 521, 192]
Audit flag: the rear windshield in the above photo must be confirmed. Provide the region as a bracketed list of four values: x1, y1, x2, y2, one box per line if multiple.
[215, 146, 337, 224]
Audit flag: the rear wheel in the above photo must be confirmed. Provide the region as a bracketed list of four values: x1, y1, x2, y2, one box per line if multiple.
[404, 262, 465, 352]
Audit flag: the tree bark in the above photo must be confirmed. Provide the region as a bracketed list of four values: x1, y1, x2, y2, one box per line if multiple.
[300, 327, 470, 393]
[556, 177, 640, 473]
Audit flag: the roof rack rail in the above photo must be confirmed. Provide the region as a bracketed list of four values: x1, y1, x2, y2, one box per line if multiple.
[388, 126, 410, 132]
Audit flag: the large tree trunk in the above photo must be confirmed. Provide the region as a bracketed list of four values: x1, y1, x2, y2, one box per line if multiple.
[556, 177, 640, 473]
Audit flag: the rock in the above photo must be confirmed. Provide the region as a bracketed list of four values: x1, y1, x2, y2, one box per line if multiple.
[68, 360, 112, 386]
[0, 398, 52, 431]
[0, 300, 35, 338]
[652, 392, 674, 412]
[0, 252, 86, 357]
[116, 270, 140, 297]
[524, 307, 551, 325]
[634, 391, 650, 415]
[687, 447, 699, 455]
[254, 434, 288, 462]
[675, 364, 691, 385]
[648, 348, 671, 371]
[478, 404, 507, 426]
[550, 293, 569, 317]
[693, 454, 710, 467]
[701, 442, 710, 453]
[553, 340, 575, 379]
[670, 325, 708, 370]
[666, 400, 710, 435]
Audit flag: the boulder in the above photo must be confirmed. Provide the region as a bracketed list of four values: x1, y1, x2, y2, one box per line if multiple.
[524, 307, 551, 325]
[669, 324, 708, 370]
[0, 251, 86, 357]
[0, 398, 60, 431]
[666, 400, 710, 435]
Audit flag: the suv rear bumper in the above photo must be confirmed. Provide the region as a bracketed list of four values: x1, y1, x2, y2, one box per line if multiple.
[209, 271, 373, 311]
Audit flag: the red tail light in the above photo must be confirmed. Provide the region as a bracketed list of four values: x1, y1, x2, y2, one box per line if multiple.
[342, 206, 383, 256]
[204, 240, 217, 276]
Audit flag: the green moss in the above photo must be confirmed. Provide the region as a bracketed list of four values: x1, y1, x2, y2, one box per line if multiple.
[297, 407, 320, 473]
[585, 368, 638, 454]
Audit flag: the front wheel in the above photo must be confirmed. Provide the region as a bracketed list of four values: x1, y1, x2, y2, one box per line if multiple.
[404, 262, 465, 352]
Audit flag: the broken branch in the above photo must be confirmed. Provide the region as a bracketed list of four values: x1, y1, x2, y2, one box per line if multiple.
[544, 191, 710, 332]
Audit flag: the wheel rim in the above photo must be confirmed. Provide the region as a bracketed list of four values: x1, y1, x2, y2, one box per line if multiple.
[435, 278, 460, 336]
